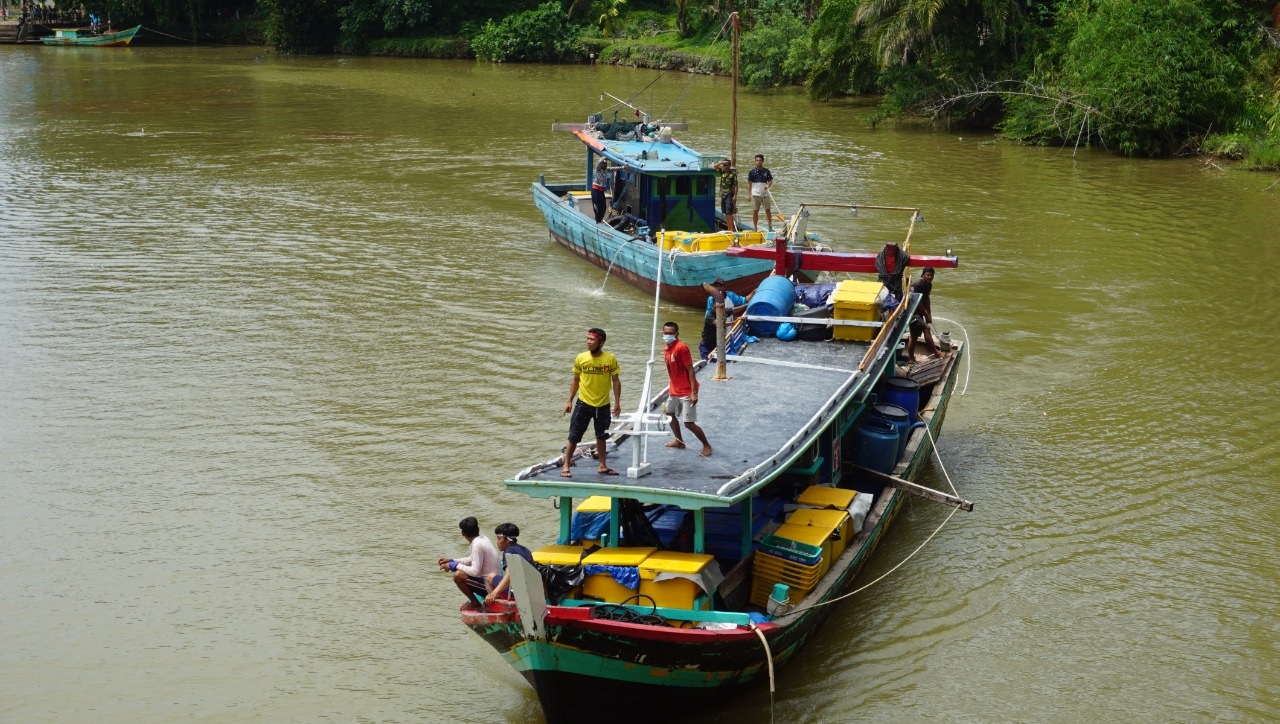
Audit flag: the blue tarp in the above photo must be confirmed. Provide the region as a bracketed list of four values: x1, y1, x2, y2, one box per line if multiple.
[583, 565, 640, 590]
[561, 511, 609, 545]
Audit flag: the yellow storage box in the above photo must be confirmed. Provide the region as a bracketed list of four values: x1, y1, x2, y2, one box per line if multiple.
[737, 230, 766, 247]
[796, 485, 857, 511]
[657, 231, 696, 252]
[831, 280, 887, 341]
[638, 552, 715, 610]
[575, 496, 612, 513]
[692, 232, 734, 253]
[533, 544, 587, 599]
[581, 547, 656, 603]
[785, 508, 853, 560]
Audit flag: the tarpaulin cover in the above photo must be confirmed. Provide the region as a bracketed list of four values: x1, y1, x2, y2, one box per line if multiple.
[583, 565, 641, 590]
[563, 511, 609, 545]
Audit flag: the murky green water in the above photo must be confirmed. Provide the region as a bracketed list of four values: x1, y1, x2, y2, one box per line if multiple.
[2, 46, 1277, 722]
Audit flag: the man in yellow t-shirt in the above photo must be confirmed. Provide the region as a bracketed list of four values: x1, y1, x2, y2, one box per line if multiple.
[562, 327, 622, 477]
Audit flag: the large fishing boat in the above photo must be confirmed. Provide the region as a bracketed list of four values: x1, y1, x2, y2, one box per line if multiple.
[459, 215, 968, 722]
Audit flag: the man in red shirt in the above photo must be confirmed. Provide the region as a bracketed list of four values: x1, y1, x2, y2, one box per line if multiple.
[662, 322, 712, 456]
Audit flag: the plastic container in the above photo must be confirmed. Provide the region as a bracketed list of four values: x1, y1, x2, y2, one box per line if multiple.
[796, 485, 857, 511]
[766, 583, 791, 616]
[855, 417, 899, 474]
[785, 508, 852, 560]
[581, 547, 656, 603]
[532, 544, 589, 599]
[831, 280, 886, 341]
[759, 534, 823, 566]
[638, 551, 715, 610]
[880, 377, 921, 424]
[746, 275, 796, 336]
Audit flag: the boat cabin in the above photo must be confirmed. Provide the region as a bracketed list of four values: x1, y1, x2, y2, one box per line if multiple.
[577, 124, 723, 234]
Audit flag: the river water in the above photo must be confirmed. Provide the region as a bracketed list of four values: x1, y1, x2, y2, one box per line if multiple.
[1, 46, 1277, 723]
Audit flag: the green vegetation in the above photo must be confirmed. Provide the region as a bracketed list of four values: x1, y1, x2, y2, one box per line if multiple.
[97, 0, 1280, 164]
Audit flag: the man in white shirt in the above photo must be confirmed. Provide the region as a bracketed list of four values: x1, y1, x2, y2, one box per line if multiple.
[438, 516, 501, 610]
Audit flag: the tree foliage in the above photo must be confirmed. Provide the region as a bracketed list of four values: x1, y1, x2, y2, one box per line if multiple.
[1002, 0, 1256, 155]
[740, 6, 811, 89]
[472, 1, 586, 62]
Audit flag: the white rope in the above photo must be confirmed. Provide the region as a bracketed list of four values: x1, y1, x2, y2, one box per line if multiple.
[779, 419, 962, 616]
[932, 316, 971, 395]
[750, 623, 776, 723]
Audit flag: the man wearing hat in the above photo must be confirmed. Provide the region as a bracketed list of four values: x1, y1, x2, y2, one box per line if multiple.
[699, 278, 751, 360]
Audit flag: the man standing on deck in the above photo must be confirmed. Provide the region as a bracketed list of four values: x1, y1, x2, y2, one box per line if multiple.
[714, 159, 738, 232]
[562, 328, 622, 477]
[748, 154, 774, 232]
[662, 322, 712, 457]
[907, 268, 946, 360]
[590, 158, 610, 224]
[699, 278, 751, 361]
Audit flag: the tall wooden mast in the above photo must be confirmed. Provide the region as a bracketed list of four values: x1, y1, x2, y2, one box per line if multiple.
[730, 12, 740, 167]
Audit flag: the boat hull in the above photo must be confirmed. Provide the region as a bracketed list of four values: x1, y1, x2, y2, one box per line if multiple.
[40, 25, 140, 46]
[463, 343, 964, 722]
[533, 182, 775, 307]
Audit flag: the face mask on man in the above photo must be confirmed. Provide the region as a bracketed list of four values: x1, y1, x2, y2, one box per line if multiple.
[662, 334, 676, 345]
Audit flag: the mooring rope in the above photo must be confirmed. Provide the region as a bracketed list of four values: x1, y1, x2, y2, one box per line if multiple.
[931, 315, 971, 395]
[774, 411, 964, 618]
[137, 25, 242, 46]
[750, 623, 776, 724]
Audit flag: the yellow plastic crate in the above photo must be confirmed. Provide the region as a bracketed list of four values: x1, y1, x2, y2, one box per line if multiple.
[831, 280, 886, 341]
[737, 230, 766, 247]
[785, 508, 852, 560]
[796, 485, 857, 511]
[771, 523, 832, 577]
[752, 552, 823, 587]
[581, 547, 656, 603]
[638, 552, 715, 610]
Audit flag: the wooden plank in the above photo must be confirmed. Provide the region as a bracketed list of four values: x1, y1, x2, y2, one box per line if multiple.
[907, 356, 947, 385]
[846, 463, 974, 511]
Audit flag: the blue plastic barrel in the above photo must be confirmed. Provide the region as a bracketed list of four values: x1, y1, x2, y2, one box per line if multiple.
[880, 377, 921, 424]
[745, 275, 796, 337]
[871, 403, 911, 458]
[854, 417, 899, 474]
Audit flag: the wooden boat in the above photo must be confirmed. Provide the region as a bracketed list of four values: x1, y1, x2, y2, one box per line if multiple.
[533, 13, 788, 307]
[460, 224, 969, 722]
[40, 25, 140, 46]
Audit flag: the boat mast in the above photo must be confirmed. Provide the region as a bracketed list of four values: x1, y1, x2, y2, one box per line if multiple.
[730, 12, 740, 168]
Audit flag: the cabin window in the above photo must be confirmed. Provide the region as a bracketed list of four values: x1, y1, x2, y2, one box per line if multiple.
[696, 176, 710, 197]
[655, 177, 671, 196]
[675, 177, 691, 196]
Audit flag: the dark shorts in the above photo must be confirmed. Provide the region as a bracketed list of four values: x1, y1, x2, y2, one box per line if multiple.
[721, 192, 736, 215]
[910, 314, 926, 337]
[568, 400, 612, 443]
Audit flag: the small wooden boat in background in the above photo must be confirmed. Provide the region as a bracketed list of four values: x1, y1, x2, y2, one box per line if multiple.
[41, 25, 140, 46]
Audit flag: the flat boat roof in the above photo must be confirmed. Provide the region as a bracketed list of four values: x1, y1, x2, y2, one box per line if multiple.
[507, 308, 911, 508]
